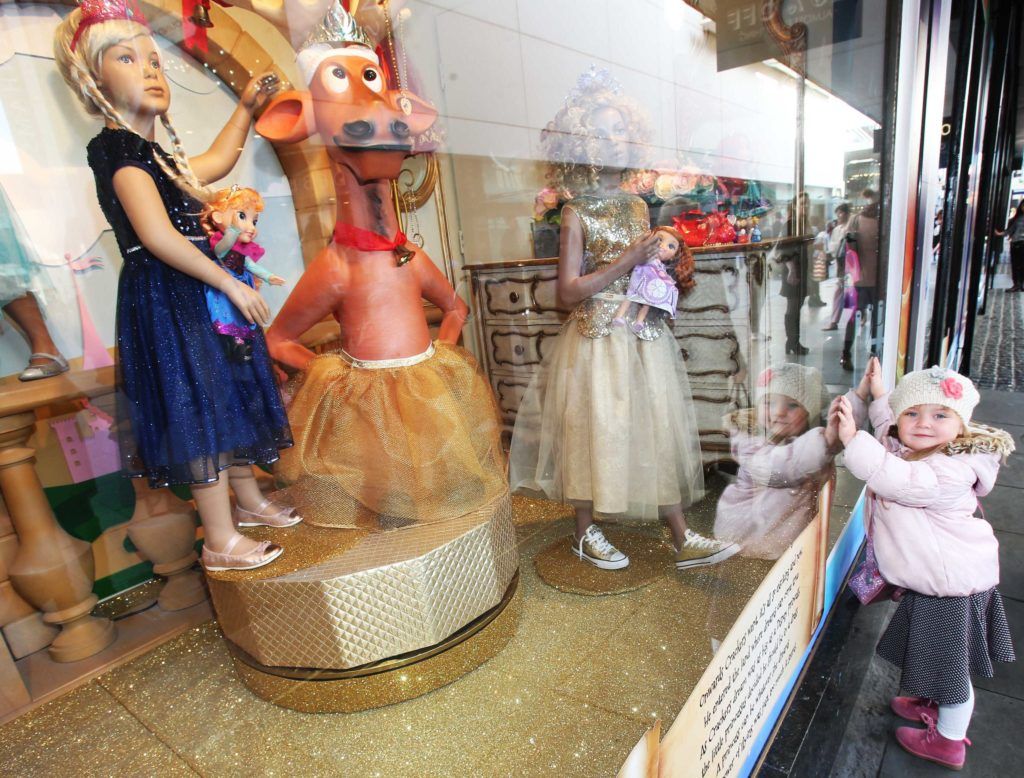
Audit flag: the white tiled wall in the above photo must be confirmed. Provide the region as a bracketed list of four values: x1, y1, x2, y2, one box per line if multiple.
[402, 0, 884, 261]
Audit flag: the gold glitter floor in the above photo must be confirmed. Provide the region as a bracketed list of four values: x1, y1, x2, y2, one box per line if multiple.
[0, 474, 854, 777]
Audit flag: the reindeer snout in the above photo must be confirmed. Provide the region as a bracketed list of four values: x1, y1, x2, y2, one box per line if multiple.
[343, 120, 375, 140]
[390, 120, 411, 139]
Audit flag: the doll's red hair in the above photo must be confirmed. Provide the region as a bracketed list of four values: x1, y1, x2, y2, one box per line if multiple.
[654, 226, 696, 291]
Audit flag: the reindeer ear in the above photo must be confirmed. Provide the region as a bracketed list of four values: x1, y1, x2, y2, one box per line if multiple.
[255, 91, 315, 144]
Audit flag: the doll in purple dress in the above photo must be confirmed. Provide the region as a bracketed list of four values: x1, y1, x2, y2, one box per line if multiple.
[613, 226, 694, 334]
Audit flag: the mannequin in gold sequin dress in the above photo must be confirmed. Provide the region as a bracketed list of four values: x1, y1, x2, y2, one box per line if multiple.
[510, 70, 737, 571]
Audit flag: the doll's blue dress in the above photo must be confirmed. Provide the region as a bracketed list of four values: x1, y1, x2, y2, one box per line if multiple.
[87, 127, 291, 487]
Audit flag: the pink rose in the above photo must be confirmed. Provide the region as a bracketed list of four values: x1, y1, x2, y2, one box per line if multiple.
[940, 377, 963, 399]
[757, 369, 772, 387]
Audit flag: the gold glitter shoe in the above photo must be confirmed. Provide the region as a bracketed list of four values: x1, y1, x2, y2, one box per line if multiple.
[202, 535, 283, 571]
[675, 530, 739, 570]
[234, 498, 303, 528]
[572, 525, 629, 570]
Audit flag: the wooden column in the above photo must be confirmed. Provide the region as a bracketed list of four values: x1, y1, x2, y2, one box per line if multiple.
[0, 445, 115, 662]
[126, 479, 206, 611]
[0, 412, 59, 659]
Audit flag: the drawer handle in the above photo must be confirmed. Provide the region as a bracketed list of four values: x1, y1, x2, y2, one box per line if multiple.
[509, 291, 520, 303]
[514, 345, 525, 356]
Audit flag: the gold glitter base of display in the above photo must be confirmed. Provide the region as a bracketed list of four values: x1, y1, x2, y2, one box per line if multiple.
[534, 527, 671, 595]
[227, 574, 521, 713]
[510, 493, 574, 526]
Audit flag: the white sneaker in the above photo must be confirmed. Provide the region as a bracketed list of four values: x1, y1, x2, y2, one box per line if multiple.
[675, 529, 740, 570]
[572, 525, 630, 570]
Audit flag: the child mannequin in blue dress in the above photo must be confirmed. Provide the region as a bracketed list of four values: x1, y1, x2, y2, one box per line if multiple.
[54, 1, 296, 570]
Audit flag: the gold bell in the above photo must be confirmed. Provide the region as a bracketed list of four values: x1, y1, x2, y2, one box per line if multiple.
[190, 2, 213, 28]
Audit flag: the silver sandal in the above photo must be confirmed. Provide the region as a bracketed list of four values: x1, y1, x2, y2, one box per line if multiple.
[18, 352, 69, 382]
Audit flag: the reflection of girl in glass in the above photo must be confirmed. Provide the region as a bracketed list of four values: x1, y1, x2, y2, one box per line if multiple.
[510, 68, 733, 572]
[612, 226, 694, 334]
[713, 363, 837, 559]
[54, 1, 296, 572]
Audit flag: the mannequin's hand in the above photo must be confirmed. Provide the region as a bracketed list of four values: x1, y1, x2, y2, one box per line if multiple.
[223, 277, 271, 326]
[835, 396, 857, 445]
[268, 275, 286, 286]
[240, 72, 281, 111]
[620, 233, 660, 271]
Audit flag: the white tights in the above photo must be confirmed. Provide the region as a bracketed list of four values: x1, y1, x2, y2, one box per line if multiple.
[937, 685, 974, 740]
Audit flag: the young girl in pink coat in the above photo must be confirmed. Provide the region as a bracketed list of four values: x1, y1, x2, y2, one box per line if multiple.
[833, 361, 1016, 770]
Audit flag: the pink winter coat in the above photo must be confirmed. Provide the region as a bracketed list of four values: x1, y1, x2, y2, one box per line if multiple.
[842, 394, 1013, 597]
[714, 411, 834, 560]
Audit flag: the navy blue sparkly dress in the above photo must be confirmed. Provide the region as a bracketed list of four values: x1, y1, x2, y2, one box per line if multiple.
[87, 127, 292, 488]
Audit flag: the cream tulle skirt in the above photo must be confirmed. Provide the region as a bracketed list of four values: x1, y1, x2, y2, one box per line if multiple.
[509, 322, 704, 520]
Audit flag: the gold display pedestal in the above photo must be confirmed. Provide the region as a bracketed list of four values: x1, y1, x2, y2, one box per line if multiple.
[206, 490, 519, 710]
[227, 574, 520, 713]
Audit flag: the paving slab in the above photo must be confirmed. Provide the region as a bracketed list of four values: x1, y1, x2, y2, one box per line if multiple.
[978, 486, 1024, 535]
[996, 530, 1024, 603]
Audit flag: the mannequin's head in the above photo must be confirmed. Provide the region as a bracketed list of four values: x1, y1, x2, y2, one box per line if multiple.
[54, 13, 160, 120]
[54, 7, 207, 200]
[541, 68, 651, 194]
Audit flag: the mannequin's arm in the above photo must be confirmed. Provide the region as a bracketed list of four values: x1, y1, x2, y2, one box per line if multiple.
[415, 249, 467, 344]
[113, 167, 269, 325]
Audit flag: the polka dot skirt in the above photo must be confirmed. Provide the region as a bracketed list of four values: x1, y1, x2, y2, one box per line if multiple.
[876, 587, 1015, 705]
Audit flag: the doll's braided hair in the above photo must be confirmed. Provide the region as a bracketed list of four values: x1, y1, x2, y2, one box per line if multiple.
[53, 10, 211, 202]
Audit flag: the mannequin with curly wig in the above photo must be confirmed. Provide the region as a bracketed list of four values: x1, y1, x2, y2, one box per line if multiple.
[511, 69, 735, 573]
[540, 74, 652, 197]
[53, 2, 298, 571]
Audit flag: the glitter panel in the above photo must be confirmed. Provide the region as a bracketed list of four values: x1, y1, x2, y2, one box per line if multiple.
[94, 579, 164, 620]
[231, 580, 521, 712]
[207, 490, 517, 668]
[0, 681, 196, 776]
[1, 495, 786, 776]
[533, 527, 669, 595]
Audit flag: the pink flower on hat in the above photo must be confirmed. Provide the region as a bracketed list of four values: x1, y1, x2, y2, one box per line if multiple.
[940, 377, 963, 399]
[757, 369, 772, 387]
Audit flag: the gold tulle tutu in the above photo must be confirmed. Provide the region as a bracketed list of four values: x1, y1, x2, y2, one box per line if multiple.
[278, 342, 507, 528]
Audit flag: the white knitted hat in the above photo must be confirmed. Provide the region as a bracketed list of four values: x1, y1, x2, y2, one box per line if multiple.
[889, 366, 980, 426]
[755, 363, 825, 422]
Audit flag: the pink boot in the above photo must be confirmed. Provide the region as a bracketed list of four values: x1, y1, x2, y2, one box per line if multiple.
[890, 695, 939, 722]
[895, 713, 970, 770]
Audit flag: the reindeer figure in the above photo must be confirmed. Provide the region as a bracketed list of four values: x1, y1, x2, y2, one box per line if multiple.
[258, 0, 506, 529]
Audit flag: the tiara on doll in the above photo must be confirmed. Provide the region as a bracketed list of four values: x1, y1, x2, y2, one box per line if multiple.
[70, 0, 150, 52]
[565, 65, 622, 105]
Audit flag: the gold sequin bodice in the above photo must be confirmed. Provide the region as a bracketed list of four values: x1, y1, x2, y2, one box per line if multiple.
[565, 194, 667, 340]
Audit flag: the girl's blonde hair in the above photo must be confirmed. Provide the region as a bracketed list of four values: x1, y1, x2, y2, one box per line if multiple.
[200, 186, 265, 234]
[53, 10, 210, 201]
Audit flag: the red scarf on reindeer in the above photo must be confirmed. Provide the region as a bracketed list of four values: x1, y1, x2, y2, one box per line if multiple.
[333, 223, 416, 266]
